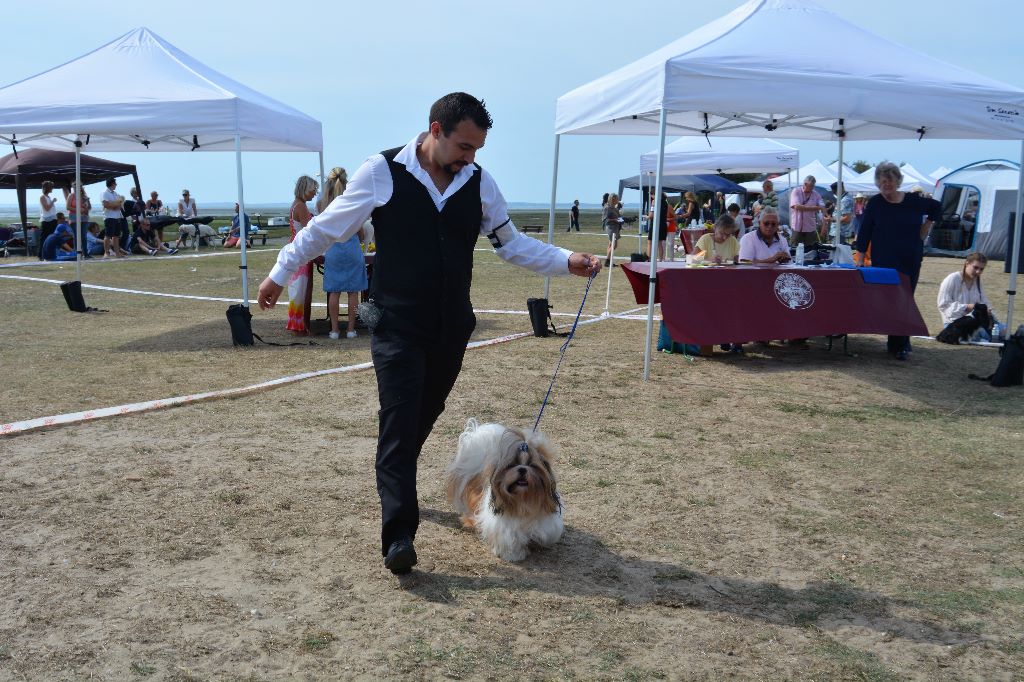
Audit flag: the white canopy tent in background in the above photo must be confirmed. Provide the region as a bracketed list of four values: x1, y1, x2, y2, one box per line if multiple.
[897, 163, 935, 188]
[549, 0, 1024, 379]
[0, 27, 324, 304]
[640, 137, 798, 174]
[930, 166, 952, 180]
[739, 158, 837, 193]
[842, 163, 938, 195]
[828, 161, 858, 178]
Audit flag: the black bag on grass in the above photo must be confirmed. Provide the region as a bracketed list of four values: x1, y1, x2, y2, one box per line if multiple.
[226, 304, 255, 346]
[60, 280, 88, 312]
[226, 304, 316, 348]
[59, 280, 105, 312]
[527, 297, 562, 337]
[969, 327, 1024, 387]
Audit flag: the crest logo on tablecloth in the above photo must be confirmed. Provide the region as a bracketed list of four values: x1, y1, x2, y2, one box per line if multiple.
[774, 273, 815, 310]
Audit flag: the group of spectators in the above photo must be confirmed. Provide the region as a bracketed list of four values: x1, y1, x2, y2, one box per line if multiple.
[38, 180, 192, 260]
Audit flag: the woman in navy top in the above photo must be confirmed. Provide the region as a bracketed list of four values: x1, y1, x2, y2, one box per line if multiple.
[855, 162, 942, 360]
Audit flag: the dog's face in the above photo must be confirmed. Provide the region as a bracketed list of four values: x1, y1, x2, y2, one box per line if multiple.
[488, 427, 559, 518]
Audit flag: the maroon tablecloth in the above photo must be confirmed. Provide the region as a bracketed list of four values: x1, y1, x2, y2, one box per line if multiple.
[620, 262, 928, 345]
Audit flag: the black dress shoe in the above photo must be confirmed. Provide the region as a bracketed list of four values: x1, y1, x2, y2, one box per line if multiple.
[384, 537, 417, 575]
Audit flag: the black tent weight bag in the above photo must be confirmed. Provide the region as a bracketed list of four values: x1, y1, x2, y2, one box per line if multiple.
[59, 280, 106, 312]
[527, 297, 566, 338]
[226, 304, 255, 346]
[969, 327, 1024, 387]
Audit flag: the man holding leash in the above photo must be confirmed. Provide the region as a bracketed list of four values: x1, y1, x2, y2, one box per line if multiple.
[257, 92, 600, 575]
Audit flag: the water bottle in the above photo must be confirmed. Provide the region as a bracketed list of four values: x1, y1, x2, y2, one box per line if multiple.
[795, 243, 804, 266]
[992, 322, 1004, 340]
[690, 219, 697, 229]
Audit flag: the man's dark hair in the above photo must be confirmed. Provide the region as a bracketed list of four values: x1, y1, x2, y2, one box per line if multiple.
[430, 92, 493, 135]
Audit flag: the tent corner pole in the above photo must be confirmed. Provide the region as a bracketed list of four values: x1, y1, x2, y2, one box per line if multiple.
[642, 109, 668, 381]
[235, 134, 249, 307]
[318, 151, 325, 188]
[834, 129, 844, 248]
[544, 134, 560, 301]
[1003, 139, 1024, 338]
[74, 140, 82, 282]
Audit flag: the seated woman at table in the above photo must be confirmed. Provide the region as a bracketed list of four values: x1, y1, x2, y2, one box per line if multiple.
[937, 252, 997, 342]
[738, 207, 790, 264]
[692, 214, 739, 264]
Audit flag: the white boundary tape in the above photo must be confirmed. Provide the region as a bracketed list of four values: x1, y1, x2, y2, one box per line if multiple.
[0, 274, 601, 317]
[0, 305, 644, 437]
[0, 247, 279, 269]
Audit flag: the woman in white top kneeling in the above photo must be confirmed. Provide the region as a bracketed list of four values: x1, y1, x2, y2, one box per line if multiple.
[937, 252, 997, 342]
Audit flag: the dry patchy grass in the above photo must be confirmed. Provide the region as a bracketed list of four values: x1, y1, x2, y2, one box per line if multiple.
[0, 217, 1021, 680]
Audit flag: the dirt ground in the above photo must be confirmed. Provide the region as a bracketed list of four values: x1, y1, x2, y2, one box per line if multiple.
[1, 224, 1022, 680]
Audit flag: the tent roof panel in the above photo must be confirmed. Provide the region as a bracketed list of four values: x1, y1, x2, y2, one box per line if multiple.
[0, 28, 322, 152]
[555, 0, 1024, 141]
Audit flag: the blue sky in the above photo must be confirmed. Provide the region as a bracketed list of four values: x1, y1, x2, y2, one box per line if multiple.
[2, 0, 1023, 209]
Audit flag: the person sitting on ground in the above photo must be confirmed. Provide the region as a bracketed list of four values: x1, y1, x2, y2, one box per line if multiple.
[738, 207, 790, 264]
[85, 222, 105, 257]
[937, 252, 997, 342]
[693, 214, 740, 264]
[41, 220, 77, 261]
[132, 217, 177, 255]
[224, 203, 252, 248]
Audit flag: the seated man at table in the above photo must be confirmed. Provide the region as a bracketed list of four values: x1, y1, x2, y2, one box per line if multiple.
[738, 207, 790, 264]
[692, 214, 740, 264]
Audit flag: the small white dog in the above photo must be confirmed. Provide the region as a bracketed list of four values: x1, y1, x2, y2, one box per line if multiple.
[445, 419, 564, 561]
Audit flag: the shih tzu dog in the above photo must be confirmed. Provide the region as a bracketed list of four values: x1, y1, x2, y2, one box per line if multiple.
[445, 418, 564, 561]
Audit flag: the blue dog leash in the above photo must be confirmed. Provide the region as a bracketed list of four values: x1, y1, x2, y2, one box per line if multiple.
[532, 271, 597, 433]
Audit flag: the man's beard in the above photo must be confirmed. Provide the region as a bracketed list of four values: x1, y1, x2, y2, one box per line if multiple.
[442, 161, 467, 175]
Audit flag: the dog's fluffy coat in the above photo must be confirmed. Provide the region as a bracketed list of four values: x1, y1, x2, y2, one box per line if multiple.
[445, 419, 563, 561]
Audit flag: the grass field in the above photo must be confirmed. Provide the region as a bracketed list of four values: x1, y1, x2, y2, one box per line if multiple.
[0, 210, 1021, 680]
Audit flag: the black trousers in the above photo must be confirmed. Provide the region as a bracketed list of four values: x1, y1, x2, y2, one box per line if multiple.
[370, 324, 472, 555]
[887, 262, 922, 354]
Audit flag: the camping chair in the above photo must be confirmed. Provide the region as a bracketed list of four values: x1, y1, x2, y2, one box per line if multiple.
[0, 226, 28, 257]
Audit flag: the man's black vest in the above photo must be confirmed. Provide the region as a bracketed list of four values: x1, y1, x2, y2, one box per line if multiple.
[369, 146, 483, 338]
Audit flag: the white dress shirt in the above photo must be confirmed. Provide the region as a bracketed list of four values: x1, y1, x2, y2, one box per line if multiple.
[269, 133, 572, 286]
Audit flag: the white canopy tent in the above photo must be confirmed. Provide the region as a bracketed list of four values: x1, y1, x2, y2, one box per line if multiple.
[842, 163, 937, 195]
[930, 166, 952, 181]
[752, 158, 838, 192]
[549, 0, 1024, 379]
[0, 27, 324, 303]
[639, 136, 798, 174]
[829, 161, 857, 176]
[898, 163, 935, 189]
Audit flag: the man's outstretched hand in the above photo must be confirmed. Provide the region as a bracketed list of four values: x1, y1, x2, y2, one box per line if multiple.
[257, 277, 285, 310]
[569, 253, 602, 277]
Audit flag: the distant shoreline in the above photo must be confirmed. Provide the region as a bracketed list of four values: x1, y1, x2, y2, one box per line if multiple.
[0, 202, 639, 222]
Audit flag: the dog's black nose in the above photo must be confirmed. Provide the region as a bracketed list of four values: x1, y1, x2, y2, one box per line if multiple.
[517, 466, 528, 476]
